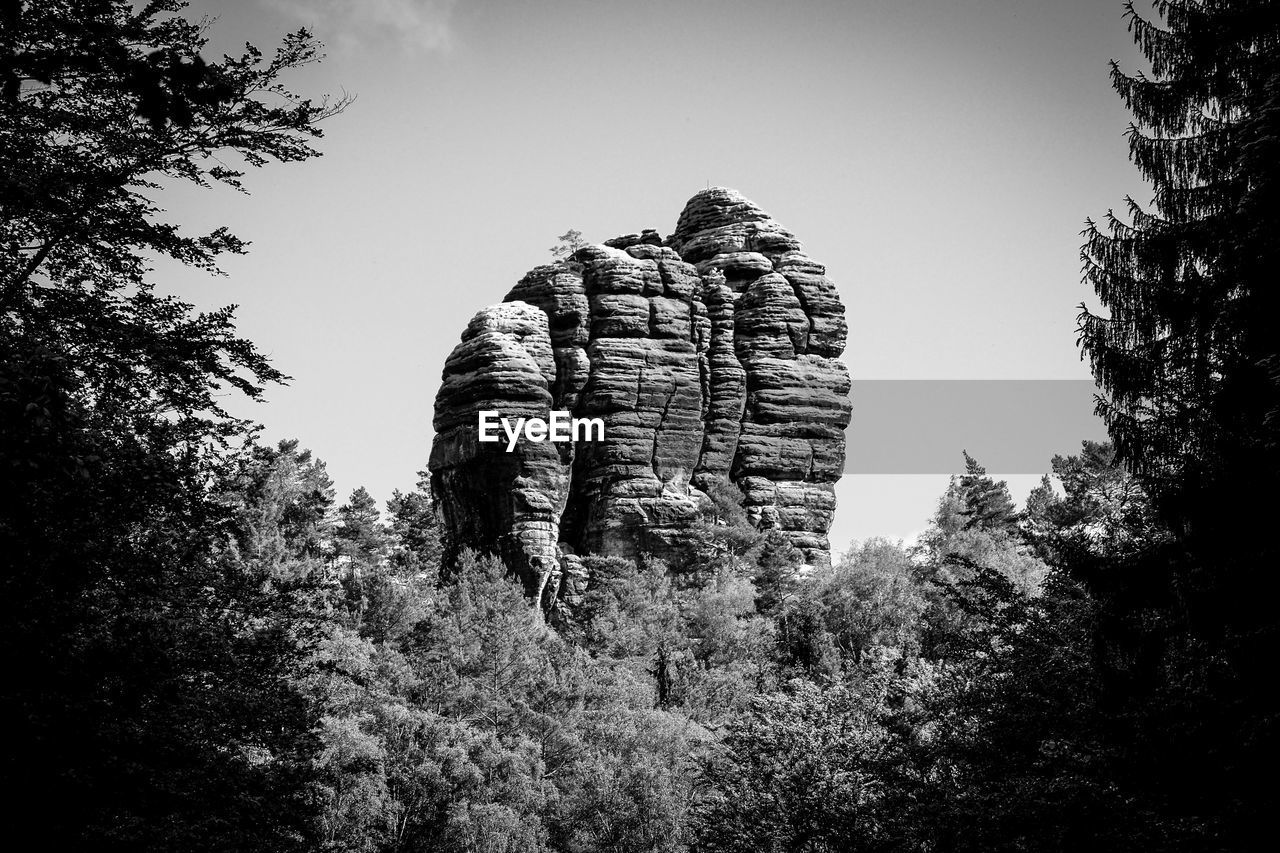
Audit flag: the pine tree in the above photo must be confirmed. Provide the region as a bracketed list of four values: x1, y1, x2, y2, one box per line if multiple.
[1078, 4, 1280, 839]
[1080, 1, 1280, 521]
[386, 470, 444, 581]
[1022, 474, 1059, 529]
[1079, 0, 1280, 680]
[957, 450, 1019, 532]
[335, 486, 389, 564]
[549, 228, 587, 258]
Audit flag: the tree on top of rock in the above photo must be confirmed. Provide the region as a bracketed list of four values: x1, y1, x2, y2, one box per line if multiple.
[549, 228, 588, 258]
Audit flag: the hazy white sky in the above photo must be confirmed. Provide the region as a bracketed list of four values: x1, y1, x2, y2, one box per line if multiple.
[157, 0, 1151, 551]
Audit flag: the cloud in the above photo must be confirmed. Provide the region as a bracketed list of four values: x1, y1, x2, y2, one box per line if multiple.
[265, 0, 459, 54]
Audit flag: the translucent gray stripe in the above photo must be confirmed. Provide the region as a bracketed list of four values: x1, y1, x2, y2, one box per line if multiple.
[845, 380, 1108, 474]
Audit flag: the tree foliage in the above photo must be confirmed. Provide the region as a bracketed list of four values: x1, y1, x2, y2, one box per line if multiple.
[1, 2, 344, 847]
[1080, 0, 1280, 523]
[6, 2, 1278, 850]
[549, 228, 588, 259]
[1078, 3, 1280, 842]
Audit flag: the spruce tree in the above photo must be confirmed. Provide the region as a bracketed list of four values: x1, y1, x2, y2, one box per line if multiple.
[1081, 0, 1280, 649]
[1079, 2, 1280, 840]
[1080, 1, 1280, 526]
[957, 450, 1019, 532]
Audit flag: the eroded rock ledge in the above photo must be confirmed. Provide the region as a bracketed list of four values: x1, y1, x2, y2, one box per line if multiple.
[428, 188, 851, 611]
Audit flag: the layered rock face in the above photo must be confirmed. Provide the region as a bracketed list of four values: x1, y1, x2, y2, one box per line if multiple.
[429, 188, 851, 609]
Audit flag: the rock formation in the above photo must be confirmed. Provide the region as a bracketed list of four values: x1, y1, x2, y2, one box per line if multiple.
[429, 188, 851, 610]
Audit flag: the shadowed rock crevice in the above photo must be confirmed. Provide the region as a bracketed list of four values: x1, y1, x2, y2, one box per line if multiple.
[430, 188, 851, 611]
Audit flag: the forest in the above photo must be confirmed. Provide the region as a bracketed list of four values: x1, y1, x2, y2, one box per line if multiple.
[3, 1, 1279, 851]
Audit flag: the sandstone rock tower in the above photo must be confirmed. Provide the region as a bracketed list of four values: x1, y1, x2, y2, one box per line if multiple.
[429, 188, 851, 609]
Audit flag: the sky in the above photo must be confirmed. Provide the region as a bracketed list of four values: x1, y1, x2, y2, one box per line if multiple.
[157, 0, 1153, 552]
